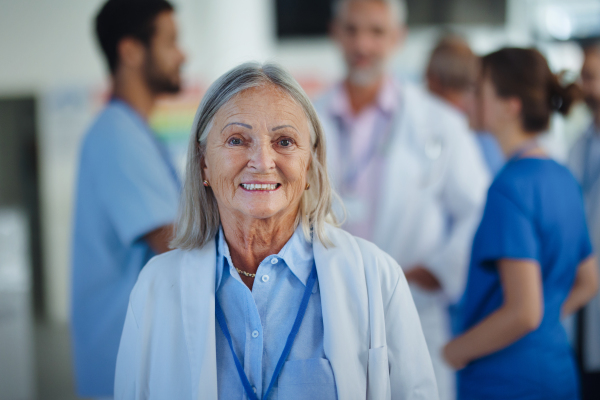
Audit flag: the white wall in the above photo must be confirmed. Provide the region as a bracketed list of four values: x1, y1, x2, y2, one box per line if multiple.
[0, 0, 572, 323]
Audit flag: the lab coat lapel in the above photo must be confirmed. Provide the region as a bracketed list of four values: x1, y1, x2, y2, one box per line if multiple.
[314, 227, 370, 400]
[181, 241, 218, 400]
[372, 84, 413, 251]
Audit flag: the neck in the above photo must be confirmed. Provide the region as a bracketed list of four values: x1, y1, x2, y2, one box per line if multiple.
[344, 75, 385, 115]
[220, 210, 297, 284]
[111, 69, 156, 120]
[494, 123, 540, 158]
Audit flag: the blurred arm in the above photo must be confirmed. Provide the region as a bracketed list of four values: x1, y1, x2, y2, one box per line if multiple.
[143, 224, 174, 254]
[562, 256, 599, 317]
[443, 259, 543, 369]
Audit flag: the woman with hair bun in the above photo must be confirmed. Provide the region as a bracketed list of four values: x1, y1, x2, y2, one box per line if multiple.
[443, 48, 599, 399]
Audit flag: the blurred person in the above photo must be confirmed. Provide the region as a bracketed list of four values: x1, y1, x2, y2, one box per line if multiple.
[313, 1, 490, 399]
[444, 48, 599, 400]
[70, 0, 185, 397]
[568, 42, 600, 400]
[114, 62, 438, 400]
[426, 35, 504, 177]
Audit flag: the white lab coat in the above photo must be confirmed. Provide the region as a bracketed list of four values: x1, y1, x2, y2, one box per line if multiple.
[114, 224, 438, 400]
[314, 82, 490, 400]
[568, 125, 600, 372]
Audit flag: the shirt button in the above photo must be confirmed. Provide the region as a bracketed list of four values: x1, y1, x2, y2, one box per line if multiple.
[270, 257, 278, 264]
[251, 330, 259, 338]
[253, 386, 257, 394]
[262, 275, 270, 283]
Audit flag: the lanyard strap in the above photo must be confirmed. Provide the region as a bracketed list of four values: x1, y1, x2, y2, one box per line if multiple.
[215, 262, 318, 400]
[335, 114, 394, 192]
[507, 140, 540, 164]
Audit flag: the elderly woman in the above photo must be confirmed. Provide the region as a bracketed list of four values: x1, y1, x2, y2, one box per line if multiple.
[114, 63, 437, 400]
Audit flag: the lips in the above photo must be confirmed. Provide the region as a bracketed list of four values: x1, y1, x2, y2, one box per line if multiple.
[240, 183, 280, 191]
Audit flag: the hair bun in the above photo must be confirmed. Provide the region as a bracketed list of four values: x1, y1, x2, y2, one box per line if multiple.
[548, 77, 579, 116]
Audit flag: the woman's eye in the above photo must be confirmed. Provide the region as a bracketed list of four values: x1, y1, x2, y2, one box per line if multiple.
[279, 139, 292, 147]
[228, 138, 242, 145]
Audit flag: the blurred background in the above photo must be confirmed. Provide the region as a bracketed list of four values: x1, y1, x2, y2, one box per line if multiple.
[0, 0, 596, 398]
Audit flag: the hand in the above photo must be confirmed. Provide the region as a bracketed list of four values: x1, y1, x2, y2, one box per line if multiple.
[443, 339, 469, 370]
[404, 266, 442, 291]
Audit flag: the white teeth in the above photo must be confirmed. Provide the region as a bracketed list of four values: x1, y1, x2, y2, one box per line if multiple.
[242, 183, 277, 191]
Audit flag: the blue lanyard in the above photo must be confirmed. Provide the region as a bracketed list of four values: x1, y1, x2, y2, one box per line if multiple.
[335, 114, 394, 192]
[333, 85, 402, 192]
[507, 140, 541, 164]
[215, 262, 318, 400]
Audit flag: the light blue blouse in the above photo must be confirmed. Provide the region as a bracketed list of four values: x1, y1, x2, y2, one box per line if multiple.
[215, 226, 338, 399]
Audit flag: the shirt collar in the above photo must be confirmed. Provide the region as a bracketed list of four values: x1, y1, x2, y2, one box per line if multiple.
[215, 224, 314, 288]
[329, 75, 399, 119]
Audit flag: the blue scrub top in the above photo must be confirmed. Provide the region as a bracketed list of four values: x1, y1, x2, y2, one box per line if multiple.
[70, 100, 180, 396]
[458, 158, 593, 400]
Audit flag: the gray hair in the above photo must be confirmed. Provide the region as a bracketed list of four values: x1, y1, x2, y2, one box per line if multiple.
[171, 62, 338, 250]
[332, 0, 408, 26]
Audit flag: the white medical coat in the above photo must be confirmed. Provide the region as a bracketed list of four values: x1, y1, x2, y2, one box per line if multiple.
[314, 82, 490, 400]
[114, 225, 438, 400]
[569, 125, 600, 371]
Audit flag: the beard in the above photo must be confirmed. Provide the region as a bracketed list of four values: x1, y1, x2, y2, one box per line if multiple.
[347, 60, 387, 87]
[143, 52, 181, 95]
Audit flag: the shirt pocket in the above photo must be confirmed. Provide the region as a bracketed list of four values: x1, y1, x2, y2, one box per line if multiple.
[277, 358, 337, 400]
[367, 346, 391, 400]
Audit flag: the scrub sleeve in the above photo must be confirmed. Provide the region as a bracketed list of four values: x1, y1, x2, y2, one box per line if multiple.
[90, 114, 179, 247]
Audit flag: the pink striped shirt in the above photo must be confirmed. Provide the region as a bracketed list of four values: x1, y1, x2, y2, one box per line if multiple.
[327, 78, 400, 240]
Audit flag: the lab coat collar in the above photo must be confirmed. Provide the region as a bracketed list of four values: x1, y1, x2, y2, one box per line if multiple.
[180, 226, 371, 400]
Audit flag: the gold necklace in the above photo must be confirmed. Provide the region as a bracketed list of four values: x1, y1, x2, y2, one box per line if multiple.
[235, 267, 256, 278]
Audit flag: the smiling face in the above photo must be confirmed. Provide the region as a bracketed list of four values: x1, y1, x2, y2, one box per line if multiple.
[202, 84, 312, 226]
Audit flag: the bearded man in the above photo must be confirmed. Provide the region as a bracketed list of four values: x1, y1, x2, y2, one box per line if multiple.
[70, 1, 185, 397]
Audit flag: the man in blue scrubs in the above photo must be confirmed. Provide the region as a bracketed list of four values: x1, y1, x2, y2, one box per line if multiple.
[70, 0, 185, 397]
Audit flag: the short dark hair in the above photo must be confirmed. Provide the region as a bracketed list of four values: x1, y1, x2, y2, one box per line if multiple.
[95, 0, 174, 74]
[426, 35, 479, 91]
[482, 48, 577, 133]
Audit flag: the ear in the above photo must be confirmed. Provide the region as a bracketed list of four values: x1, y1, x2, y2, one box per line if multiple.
[392, 25, 407, 48]
[506, 97, 523, 119]
[116, 37, 146, 70]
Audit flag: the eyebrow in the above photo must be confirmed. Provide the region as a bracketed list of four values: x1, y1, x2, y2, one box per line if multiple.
[221, 122, 252, 132]
[272, 125, 299, 133]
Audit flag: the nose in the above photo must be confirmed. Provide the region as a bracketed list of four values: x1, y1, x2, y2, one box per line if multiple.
[247, 138, 276, 173]
[353, 31, 373, 55]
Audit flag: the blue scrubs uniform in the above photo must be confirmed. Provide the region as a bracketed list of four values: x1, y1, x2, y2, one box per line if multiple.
[458, 158, 593, 400]
[70, 99, 180, 396]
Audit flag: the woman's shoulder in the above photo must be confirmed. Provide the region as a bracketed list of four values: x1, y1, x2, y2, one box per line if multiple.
[492, 159, 578, 198]
[130, 246, 215, 304]
[323, 225, 403, 283]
